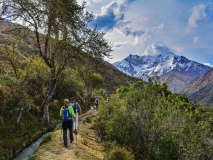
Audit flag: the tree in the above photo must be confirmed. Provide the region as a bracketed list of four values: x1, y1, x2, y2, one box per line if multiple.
[2, 0, 112, 120]
[77, 66, 104, 99]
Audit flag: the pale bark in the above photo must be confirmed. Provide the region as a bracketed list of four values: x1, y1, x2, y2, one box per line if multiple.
[16, 107, 24, 124]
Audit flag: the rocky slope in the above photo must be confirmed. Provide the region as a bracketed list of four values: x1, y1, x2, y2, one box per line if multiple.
[181, 68, 213, 105]
[161, 70, 193, 93]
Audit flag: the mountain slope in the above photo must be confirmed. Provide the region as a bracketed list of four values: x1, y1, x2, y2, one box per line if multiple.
[181, 68, 213, 105]
[113, 53, 211, 93]
[161, 70, 193, 93]
[0, 21, 139, 160]
[0, 21, 138, 95]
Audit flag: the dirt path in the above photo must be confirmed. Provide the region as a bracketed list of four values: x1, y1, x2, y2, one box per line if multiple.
[31, 110, 105, 160]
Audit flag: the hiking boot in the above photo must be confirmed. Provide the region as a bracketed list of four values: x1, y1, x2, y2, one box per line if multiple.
[73, 129, 77, 135]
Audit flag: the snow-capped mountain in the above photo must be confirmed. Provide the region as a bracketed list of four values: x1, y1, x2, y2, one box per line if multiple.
[113, 52, 212, 93]
[113, 52, 211, 78]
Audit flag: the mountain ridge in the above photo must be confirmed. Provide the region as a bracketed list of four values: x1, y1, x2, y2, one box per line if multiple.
[113, 52, 212, 93]
[181, 68, 213, 105]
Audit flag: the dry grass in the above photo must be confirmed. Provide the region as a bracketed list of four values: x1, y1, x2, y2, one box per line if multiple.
[32, 111, 104, 160]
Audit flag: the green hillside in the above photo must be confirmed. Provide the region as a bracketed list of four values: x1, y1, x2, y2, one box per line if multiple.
[0, 20, 138, 159]
[98, 81, 213, 159]
[1, 1, 213, 159]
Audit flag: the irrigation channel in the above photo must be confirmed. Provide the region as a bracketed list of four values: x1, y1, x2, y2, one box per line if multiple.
[13, 109, 97, 160]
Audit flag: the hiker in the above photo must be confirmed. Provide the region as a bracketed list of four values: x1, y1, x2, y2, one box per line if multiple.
[94, 97, 99, 111]
[60, 99, 76, 148]
[70, 97, 82, 134]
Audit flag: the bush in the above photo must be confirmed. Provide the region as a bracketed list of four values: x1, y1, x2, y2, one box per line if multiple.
[154, 136, 179, 160]
[40, 134, 52, 145]
[104, 146, 134, 160]
[98, 81, 213, 159]
[83, 117, 92, 124]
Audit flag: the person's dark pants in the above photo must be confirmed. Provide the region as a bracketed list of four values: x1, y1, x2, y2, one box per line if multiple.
[96, 104, 99, 111]
[62, 119, 74, 147]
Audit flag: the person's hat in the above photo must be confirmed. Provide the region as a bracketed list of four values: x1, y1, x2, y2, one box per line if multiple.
[72, 97, 76, 100]
[64, 99, 69, 103]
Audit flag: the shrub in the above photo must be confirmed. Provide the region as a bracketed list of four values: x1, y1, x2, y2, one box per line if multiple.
[40, 134, 52, 145]
[98, 81, 213, 159]
[104, 146, 134, 160]
[154, 136, 179, 160]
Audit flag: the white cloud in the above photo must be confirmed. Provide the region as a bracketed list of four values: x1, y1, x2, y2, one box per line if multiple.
[153, 23, 164, 31]
[82, 0, 213, 65]
[193, 36, 199, 44]
[133, 37, 139, 45]
[204, 63, 213, 67]
[187, 4, 207, 31]
[89, 0, 136, 30]
[144, 43, 173, 56]
[172, 47, 185, 53]
[114, 41, 129, 48]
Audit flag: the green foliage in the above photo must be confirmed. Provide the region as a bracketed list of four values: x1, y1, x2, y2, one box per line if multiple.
[83, 117, 92, 124]
[29, 155, 38, 160]
[1, 76, 32, 111]
[98, 81, 213, 159]
[77, 66, 104, 97]
[0, 1, 138, 159]
[54, 68, 84, 100]
[24, 57, 50, 105]
[154, 136, 179, 160]
[104, 145, 134, 160]
[41, 134, 52, 145]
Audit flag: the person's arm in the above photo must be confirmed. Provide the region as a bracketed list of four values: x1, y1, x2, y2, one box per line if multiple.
[59, 107, 63, 117]
[68, 105, 76, 117]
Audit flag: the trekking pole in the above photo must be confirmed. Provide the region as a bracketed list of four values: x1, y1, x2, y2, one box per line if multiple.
[75, 114, 77, 145]
[60, 121, 62, 142]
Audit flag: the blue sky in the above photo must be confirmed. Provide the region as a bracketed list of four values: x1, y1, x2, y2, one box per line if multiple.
[78, 0, 213, 66]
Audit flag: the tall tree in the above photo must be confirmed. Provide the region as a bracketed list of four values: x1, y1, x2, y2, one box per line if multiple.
[2, 0, 112, 120]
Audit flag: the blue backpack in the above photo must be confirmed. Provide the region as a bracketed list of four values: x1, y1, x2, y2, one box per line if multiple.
[95, 98, 99, 105]
[62, 107, 71, 121]
[72, 103, 79, 113]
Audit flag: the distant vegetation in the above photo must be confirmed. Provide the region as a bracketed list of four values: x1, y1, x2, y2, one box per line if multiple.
[98, 81, 213, 160]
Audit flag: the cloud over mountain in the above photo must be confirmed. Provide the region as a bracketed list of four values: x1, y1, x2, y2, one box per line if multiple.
[144, 43, 173, 56]
[81, 0, 213, 66]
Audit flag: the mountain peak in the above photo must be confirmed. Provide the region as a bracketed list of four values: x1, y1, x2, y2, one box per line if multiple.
[113, 52, 211, 80]
[113, 52, 211, 93]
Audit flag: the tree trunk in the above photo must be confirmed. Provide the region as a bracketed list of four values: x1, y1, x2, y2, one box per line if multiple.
[43, 104, 49, 124]
[16, 107, 24, 124]
[16, 106, 31, 124]
[40, 74, 57, 121]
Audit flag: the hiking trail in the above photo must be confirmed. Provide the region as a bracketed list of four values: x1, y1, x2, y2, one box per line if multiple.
[32, 110, 104, 160]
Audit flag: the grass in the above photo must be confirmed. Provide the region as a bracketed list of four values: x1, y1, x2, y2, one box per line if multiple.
[40, 134, 52, 145]
[32, 111, 104, 160]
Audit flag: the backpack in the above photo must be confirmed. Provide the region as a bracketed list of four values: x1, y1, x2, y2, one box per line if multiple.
[72, 103, 79, 113]
[95, 98, 99, 105]
[62, 107, 71, 121]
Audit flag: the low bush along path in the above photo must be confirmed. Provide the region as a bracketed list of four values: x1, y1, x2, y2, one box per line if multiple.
[32, 110, 104, 160]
